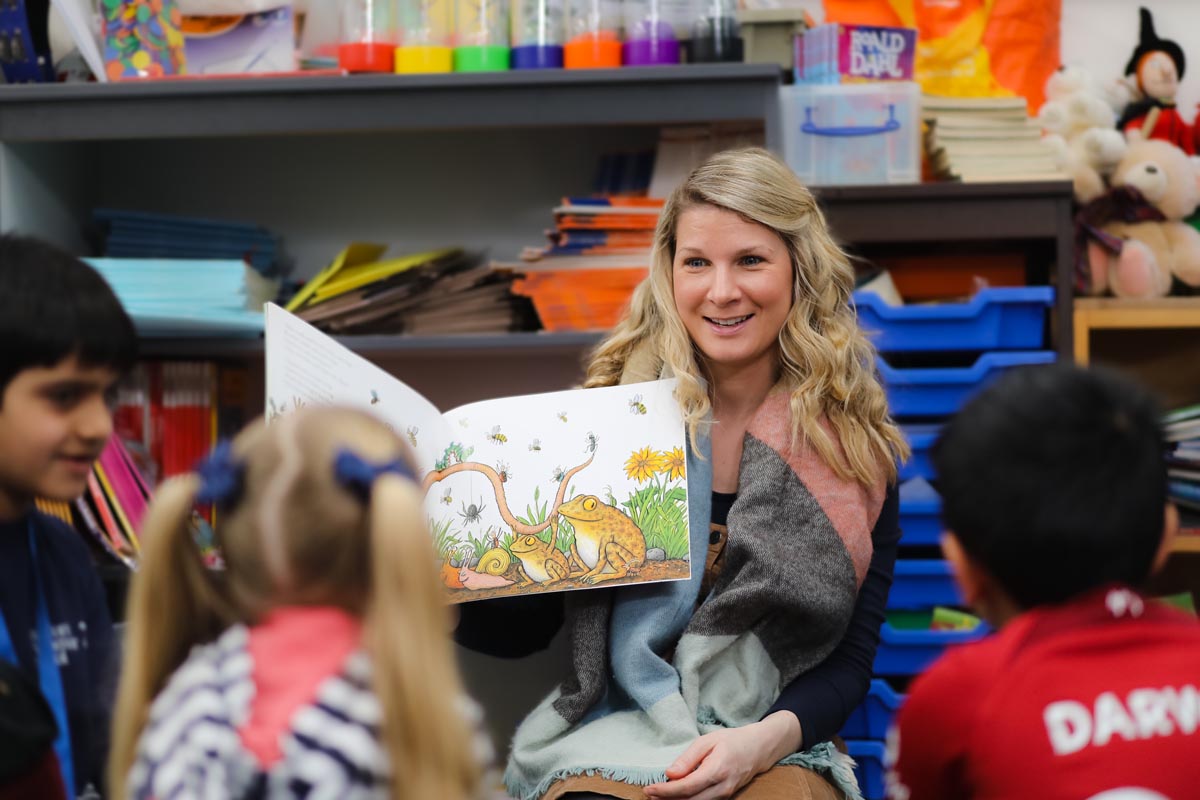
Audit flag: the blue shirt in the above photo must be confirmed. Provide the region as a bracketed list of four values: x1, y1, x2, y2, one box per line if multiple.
[0, 511, 117, 798]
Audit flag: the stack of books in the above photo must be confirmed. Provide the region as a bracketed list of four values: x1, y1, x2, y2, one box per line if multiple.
[1166, 404, 1200, 515]
[86, 257, 265, 337]
[921, 95, 1066, 183]
[37, 436, 150, 570]
[500, 197, 662, 332]
[286, 244, 538, 336]
[91, 208, 282, 276]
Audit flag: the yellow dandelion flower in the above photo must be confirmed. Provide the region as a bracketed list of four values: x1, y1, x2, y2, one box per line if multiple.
[624, 446, 664, 483]
[661, 446, 686, 481]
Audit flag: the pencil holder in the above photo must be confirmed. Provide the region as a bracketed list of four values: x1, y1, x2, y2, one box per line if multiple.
[339, 0, 398, 72]
[563, 0, 621, 68]
[455, 0, 510, 71]
[512, 0, 565, 69]
[397, 0, 454, 72]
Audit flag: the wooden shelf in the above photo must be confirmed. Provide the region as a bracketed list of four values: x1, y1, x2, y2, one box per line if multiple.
[1172, 533, 1200, 554]
[1073, 297, 1200, 364]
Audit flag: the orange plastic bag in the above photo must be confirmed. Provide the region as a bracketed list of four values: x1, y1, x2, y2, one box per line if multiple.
[823, 0, 1059, 109]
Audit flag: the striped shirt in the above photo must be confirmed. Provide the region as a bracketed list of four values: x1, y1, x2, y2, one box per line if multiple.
[127, 624, 495, 799]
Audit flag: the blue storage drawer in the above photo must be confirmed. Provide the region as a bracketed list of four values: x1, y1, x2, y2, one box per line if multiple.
[898, 478, 941, 546]
[846, 739, 887, 800]
[840, 679, 904, 740]
[854, 286, 1055, 353]
[879, 351, 1057, 417]
[889, 560, 963, 609]
[873, 619, 991, 676]
[899, 424, 939, 481]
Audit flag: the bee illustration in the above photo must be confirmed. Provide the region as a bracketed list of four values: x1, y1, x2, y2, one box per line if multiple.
[584, 431, 598, 453]
[405, 425, 419, 447]
[551, 465, 566, 483]
[487, 425, 508, 445]
[496, 461, 511, 483]
[440, 486, 453, 505]
[528, 438, 542, 452]
[557, 411, 568, 423]
[628, 394, 647, 415]
[458, 418, 470, 428]
[370, 390, 380, 405]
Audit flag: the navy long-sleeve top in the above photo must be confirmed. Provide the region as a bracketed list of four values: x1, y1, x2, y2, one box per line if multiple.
[0, 511, 117, 797]
[456, 483, 899, 749]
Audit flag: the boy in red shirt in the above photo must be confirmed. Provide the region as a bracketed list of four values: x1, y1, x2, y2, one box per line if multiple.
[887, 364, 1200, 800]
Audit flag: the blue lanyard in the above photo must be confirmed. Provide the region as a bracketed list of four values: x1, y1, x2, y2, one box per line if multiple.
[0, 521, 76, 794]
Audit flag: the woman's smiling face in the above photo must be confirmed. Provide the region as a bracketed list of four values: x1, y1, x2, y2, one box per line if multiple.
[671, 204, 794, 374]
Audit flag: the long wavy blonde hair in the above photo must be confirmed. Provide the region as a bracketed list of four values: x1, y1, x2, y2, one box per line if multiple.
[585, 147, 906, 486]
[109, 407, 485, 800]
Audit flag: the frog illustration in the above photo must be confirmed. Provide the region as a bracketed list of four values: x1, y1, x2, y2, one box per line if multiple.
[509, 534, 570, 587]
[556, 495, 646, 585]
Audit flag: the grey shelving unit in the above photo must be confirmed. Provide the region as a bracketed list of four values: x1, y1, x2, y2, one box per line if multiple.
[0, 64, 784, 142]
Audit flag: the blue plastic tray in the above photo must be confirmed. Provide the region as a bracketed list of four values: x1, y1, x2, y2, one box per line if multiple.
[846, 739, 887, 800]
[899, 424, 939, 481]
[873, 619, 991, 676]
[855, 286, 1054, 353]
[898, 478, 941, 546]
[840, 679, 904, 740]
[888, 560, 963, 609]
[879, 351, 1057, 418]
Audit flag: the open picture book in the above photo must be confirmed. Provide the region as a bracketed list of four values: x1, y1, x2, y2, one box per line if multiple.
[264, 303, 692, 602]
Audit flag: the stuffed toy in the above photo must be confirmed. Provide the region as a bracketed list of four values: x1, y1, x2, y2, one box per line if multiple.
[1038, 64, 1128, 202]
[1083, 135, 1200, 298]
[1116, 7, 1198, 156]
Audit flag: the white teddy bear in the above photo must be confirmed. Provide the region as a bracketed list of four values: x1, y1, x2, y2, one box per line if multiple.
[1038, 65, 1130, 203]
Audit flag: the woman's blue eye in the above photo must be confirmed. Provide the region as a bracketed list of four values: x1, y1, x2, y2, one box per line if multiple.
[683, 258, 707, 268]
[741, 255, 764, 266]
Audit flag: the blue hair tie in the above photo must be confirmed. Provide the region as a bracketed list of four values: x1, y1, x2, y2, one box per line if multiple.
[194, 440, 244, 507]
[333, 449, 416, 501]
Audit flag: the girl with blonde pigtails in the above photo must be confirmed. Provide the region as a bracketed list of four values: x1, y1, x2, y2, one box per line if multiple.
[108, 406, 495, 800]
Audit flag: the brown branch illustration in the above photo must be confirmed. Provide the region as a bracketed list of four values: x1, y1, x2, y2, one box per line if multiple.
[421, 451, 595, 539]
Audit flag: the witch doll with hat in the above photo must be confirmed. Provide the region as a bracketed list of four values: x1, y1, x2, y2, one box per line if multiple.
[1116, 6, 1197, 155]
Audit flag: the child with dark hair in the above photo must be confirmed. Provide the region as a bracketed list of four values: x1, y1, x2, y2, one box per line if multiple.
[0, 234, 137, 797]
[887, 363, 1200, 800]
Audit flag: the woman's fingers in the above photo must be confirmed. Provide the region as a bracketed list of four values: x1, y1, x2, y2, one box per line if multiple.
[665, 734, 718, 780]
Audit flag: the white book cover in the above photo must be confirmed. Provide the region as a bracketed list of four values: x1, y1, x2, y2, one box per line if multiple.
[264, 303, 692, 602]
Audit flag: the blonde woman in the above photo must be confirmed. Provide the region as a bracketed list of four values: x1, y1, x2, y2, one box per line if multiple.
[458, 148, 906, 800]
[109, 407, 493, 800]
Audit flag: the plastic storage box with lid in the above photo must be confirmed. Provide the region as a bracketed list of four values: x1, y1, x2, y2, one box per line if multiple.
[780, 81, 920, 186]
[839, 679, 904, 740]
[878, 350, 1056, 418]
[854, 286, 1055, 352]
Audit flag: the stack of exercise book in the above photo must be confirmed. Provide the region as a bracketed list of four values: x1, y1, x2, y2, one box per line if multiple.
[501, 197, 661, 332]
[87, 257, 266, 337]
[921, 95, 1065, 183]
[1166, 404, 1200, 518]
[90, 208, 282, 276]
[285, 244, 538, 335]
[36, 435, 150, 570]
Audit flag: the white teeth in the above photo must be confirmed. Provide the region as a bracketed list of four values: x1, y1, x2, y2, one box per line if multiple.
[709, 315, 750, 327]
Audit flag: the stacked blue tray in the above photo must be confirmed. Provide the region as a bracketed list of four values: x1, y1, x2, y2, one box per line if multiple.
[841, 286, 1056, 798]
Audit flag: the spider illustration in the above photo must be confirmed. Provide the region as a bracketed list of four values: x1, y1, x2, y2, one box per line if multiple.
[459, 498, 487, 525]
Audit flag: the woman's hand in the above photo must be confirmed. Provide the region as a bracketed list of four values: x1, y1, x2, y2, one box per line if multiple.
[643, 712, 802, 799]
